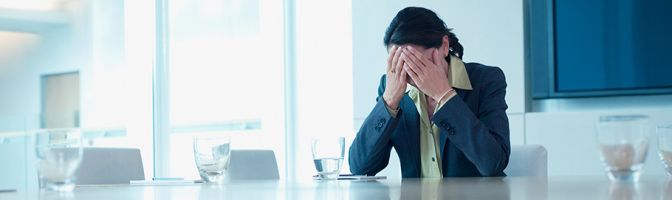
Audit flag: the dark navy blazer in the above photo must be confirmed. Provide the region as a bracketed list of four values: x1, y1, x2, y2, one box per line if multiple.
[349, 62, 510, 178]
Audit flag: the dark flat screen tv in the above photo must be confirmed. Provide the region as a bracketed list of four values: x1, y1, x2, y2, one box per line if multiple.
[527, 0, 672, 99]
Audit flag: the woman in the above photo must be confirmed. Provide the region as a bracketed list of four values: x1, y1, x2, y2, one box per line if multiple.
[349, 7, 510, 178]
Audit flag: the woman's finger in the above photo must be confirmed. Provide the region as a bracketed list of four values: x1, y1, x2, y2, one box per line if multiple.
[432, 48, 444, 66]
[395, 60, 405, 79]
[401, 50, 425, 73]
[387, 46, 396, 72]
[399, 67, 408, 82]
[402, 48, 425, 70]
[390, 46, 402, 73]
[408, 46, 435, 69]
[404, 63, 420, 83]
[402, 52, 423, 76]
[394, 50, 404, 75]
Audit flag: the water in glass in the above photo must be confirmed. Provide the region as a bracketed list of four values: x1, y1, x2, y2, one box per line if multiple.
[193, 136, 230, 183]
[596, 115, 650, 182]
[311, 137, 345, 180]
[658, 125, 672, 177]
[35, 129, 83, 192]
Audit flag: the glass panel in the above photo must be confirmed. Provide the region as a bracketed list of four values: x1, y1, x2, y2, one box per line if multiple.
[167, 0, 285, 179]
[293, 0, 353, 180]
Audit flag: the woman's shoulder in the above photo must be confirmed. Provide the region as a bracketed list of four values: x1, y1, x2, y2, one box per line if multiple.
[464, 62, 506, 83]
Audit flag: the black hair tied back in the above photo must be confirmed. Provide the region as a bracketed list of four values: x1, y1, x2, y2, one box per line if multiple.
[383, 7, 464, 59]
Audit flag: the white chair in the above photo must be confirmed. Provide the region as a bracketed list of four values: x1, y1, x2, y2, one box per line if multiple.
[504, 145, 548, 176]
[75, 147, 145, 185]
[227, 150, 280, 180]
[375, 149, 402, 180]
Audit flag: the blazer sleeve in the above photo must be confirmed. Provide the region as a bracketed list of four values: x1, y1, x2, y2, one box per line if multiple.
[348, 75, 399, 176]
[432, 67, 511, 176]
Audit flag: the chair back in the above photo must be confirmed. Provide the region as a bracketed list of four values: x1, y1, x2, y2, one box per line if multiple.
[504, 145, 548, 176]
[228, 150, 280, 180]
[75, 147, 145, 185]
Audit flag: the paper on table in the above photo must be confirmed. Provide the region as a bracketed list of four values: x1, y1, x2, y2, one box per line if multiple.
[312, 174, 387, 180]
[337, 174, 386, 180]
[130, 179, 203, 185]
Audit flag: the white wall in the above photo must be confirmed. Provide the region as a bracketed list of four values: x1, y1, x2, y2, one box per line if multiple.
[0, 29, 78, 117]
[0, 0, 152, 132]
[526, 95, 672, 177]
[0, 0, 90, 123]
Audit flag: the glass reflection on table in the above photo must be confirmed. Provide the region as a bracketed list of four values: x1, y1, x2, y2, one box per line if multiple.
[607, 182, 642, 200]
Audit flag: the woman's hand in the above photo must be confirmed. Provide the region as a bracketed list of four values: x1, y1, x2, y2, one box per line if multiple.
[401, 46, 453, 102]
[382, 45, 408, 110]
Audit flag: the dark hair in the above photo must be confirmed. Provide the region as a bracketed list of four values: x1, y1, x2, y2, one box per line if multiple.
[383, 7, 464, 59]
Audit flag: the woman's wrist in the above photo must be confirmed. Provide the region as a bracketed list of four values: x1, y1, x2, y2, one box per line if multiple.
[433, 87, 455, 103]
[383, 93, 399, 110]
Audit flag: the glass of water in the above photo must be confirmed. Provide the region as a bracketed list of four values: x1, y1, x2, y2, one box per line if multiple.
[193, 136, 231, 183]
[311, 137, 345, 180]
[35, 129, 83, 192]
[658, 125, 672, 177]
[596, 115, 650, 182]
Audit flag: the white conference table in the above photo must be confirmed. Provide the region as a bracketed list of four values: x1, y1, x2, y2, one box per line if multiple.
[1, 176, 671, 200]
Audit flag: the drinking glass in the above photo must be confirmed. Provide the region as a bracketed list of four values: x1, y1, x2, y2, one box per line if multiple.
[658, 125, 672, 177]
[596, 115, 650, 182]
[35, 129, 83, 192]
[193, 136, 231, 183]
[311, 137, 345, 180]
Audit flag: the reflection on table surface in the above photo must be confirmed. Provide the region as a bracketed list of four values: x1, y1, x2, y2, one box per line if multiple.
[1, 176, 671, 200]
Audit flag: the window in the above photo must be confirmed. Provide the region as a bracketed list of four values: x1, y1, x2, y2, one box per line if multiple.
[164, 0, 286, 179]
[0, 0, 355, 185]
